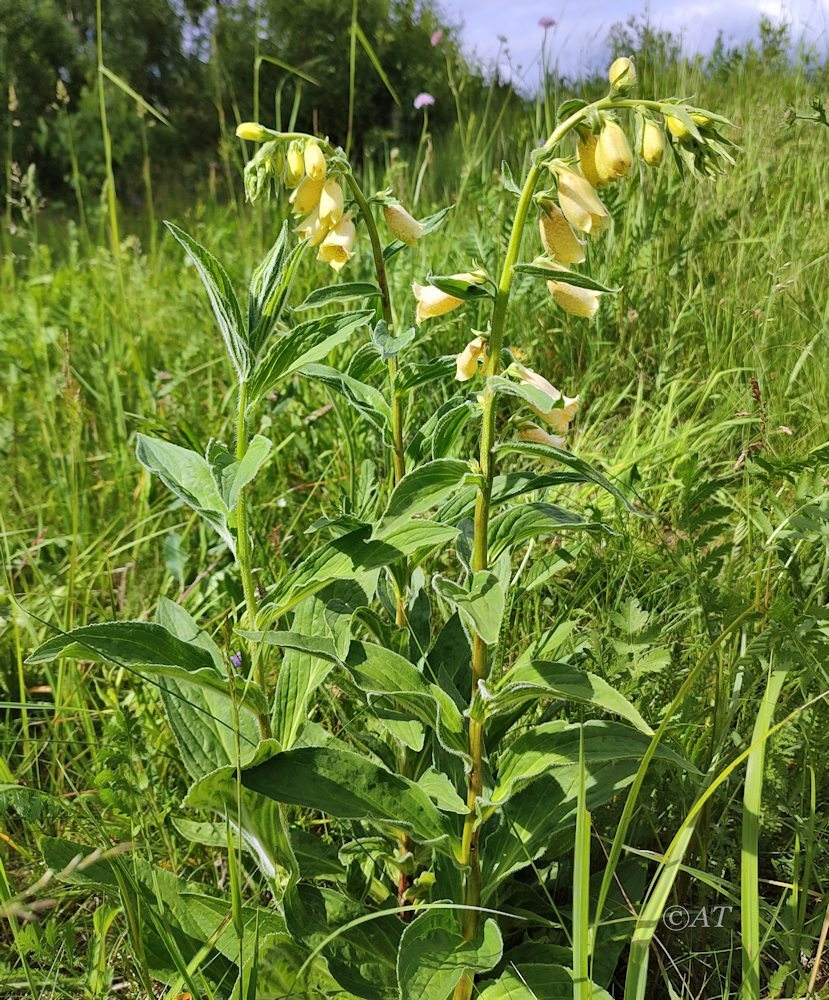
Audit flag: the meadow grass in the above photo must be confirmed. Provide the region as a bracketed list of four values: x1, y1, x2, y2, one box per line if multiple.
[1, 35, 828, 999]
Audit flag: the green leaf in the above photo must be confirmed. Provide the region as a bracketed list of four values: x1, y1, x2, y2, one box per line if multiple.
[433, 571, 505, 646]
[489, 501, 611, 558]
[247, 223, 305, 356]
[479, 964, 612, 999]
[372, 319, 416, 359]
[491, 720, 689, 805]
[486, 374, 559, 414]
[396, 908, 503, 1000]
[416, 768, 468, 814]
[248, 310, 373, 406]
[378, 458, 470, 533]
[299, 363, 391, 433]
[165, 221, 249, 379]
[395, 356, 457, 395]
[557, 97, 589, 121]
[426, 273, 491, 300]
[206, 434, 272, 511]
[241, 744, 456, 851]
[489, 660, 652, 733]
[501, 160, 521, 195]
[512, 263, 621, 294]
[136, 433, 234, 551]
[26, 620, 268, 719]
[496, 441, 646, 515]
[383, 206, 453, 261]
[294, 281, 382, 311]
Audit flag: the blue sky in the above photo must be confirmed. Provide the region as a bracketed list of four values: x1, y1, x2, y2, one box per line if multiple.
[439, 0, 829, 83]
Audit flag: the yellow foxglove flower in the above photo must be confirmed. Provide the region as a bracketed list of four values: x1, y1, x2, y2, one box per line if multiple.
[318, 179, 344, 227]
[236, 121, 268, 142]
[691, 113, 710, 126]
[641, 121, 665, 166]
[285, 141, 305, 188]
[317, 214, 356, 272]
[554, 166, 610, 235]
[304, 141, 326, 181]
[538, 200, 585, 265]
[455, 336, 488, 381]
[518, 423, 567, 452]
[384, 203, 424, 246]
[665, 114, 691, 141]
[289, 175, 324, 215]
[412, 271, 484, 325]
[295, 208, 329, 247]
[546, 278, 601, 319]
[514, 363, 579, 431]
[595, 120, 633, 183]
[576, 131, 606, 189]
[608, 56, 636, 91]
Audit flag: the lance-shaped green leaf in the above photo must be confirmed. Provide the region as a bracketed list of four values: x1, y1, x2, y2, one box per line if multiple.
[383, 205, 453, 261]
[27, 620, 268, 718]
[294, 281, 382, 311]
[489, 659, 652, 733]
[438, 470, 588, 524]
[433, 571, 505, 646]
[513, 261, 621, 293]
[136, 433, 234, 551]
[240, 744, 457, 852]
[248, 309, 373, 406]
[486, 374, 560, 414]
[372, 318, 416, 359]
[206, 434, 272, 511]
[299, 363, 391, 433]
[377, 458, 470, 533]
[246, 224, 306, 356]
[496, 441, 647, 515]
[425, 273, 492, 300]
[489, 501, 611, 558]
[395, 355, 457, 395]
[491, 720, 689, 805]
[165, 221, 249, 379]
[396, 908, 503, 1000]
[479, 965, 612, 1000]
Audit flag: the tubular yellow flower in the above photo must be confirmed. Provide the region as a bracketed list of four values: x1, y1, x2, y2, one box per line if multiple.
[289, 175, 324, 215]
[538, 200, 586, 265]
[318, 179, 344, 227]
[384, 203, 424, 246]
[554, 165, 610, 235]
[518, 423, 567, 451]
[285, 141, 305, 188]
[412, 284, 462, 325]
[304, 141, 327, 181]
[455, 336, 488, 381]
[641, 120, 665, 166]
[608, 56, 636, 91]
[576, 131, 606, 189]
[595, 120, 634, 183]
[691, 113, 710, 126]
[514, 363, 579, 431]
[236, 122, 268, 142]
[295, 207, 329, 247]
[317, 214, 356, 272]
[665, 114, 691, 141]
[546, 278, 601, 319]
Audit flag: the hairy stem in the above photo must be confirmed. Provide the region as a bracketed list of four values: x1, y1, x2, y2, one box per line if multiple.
[236, 380, 271, 738]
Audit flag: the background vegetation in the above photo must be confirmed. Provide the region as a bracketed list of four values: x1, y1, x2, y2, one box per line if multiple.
[1, 3, 828, 997]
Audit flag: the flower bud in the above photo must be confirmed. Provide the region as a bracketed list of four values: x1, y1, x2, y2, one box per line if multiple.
[317, 214, 356, 271]
[289, 175, 324, 215]
[641, 121, 665, 166]
[546, 278, 601, 319]
[285, 141, 305, 188]
[608, 57, 636, 91]
[595, 120, 633, 183]
[304, 141, 326, 181]
[538, 200, 585, 265]
[576, 131, 606, 189]
[665, 115, 691, 141]
[691, 113, 710, 126]
[554, 165, 610, 235]
[455, 336, 488, 381]
[518, 423, 567, 452]
[383, 203, 425, 247]
[236, 121, 268, 142]
[295, 207, 329, 247]
[318, 179, 344, 227]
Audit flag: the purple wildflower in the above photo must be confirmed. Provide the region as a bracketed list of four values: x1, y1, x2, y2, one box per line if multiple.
[413, 92, 436, 111]
[538, 16, 557, 29]
[431, 29, 443, 46]
[230, 651, 243, 669]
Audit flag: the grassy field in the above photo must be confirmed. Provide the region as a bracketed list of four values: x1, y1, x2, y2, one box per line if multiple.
[1, 27, 829, 1000]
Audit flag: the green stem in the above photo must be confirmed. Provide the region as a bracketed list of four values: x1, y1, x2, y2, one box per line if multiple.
[236, 380, 271, 738]
[453, 96, 618, 1000]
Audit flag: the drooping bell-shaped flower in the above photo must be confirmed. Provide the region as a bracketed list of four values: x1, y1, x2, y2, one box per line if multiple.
[576, 131, 606, 189]
[641, 120, 665, 166]
[412, 271, 484, 325]
[317, 214, 356, 271]
[289, 175, 324, 215]
[455, 336, 488, 381]
[538, 200, 586, 265]
[384, 203, 424, 246]
[513, 363, 579, 430]
[318, 179, 344, 228]
[554, 165, 610, 235]
[547, 277, 602, 319]
[518, 423, 567, 452]
[595, 120, 634, 184]
[304, 141, 327, 181]
[295, 207, 329, 247]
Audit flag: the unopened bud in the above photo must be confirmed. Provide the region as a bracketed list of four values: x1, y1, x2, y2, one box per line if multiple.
[236, 122, 268, 142]
[595, 120, 633, 183]
[608, 57, 636, 92]
[641, 120, 665, 166]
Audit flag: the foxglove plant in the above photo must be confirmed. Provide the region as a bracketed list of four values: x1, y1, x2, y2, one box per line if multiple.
[30, 58, 739, 999]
